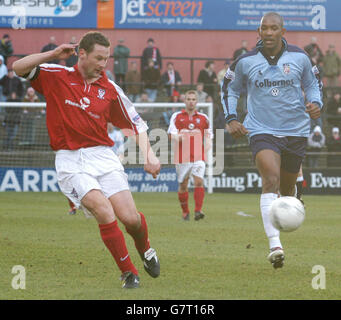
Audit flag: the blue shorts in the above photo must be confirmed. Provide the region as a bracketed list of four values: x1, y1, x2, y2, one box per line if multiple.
[249, 134, 307, 173]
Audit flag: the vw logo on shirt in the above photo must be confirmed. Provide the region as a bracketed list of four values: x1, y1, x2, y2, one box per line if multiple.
[271, 88, 279, 96]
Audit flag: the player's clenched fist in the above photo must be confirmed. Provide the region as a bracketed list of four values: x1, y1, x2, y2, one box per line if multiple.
[305, 102, 321, 120]
[52, 43, 78, 60]
[226, 120, 249, 139]
[144, 153, 161, 179]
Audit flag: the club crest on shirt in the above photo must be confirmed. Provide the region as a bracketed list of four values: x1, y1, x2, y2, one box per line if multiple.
[283, 63, 290, 74]
[97, 88, 106, 100]
[224, 69, 235, 81]
[196, 118, 201, 124]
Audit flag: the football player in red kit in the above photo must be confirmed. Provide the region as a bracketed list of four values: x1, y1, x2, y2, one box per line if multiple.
[167, 90, 213, 221]
[13, 32, 160, 289]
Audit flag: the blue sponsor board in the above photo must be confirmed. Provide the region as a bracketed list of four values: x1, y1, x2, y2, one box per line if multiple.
[0, 167, 178, 192]
[1, 167, 340, 194]
[0, 0, 97, 29]
[126, 167, 178, 192]
[0, 167, 60, 192]
[115, 0, 338, 31]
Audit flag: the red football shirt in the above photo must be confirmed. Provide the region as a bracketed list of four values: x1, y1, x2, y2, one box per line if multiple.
[28, 63, 147, 151]
[167, 109, 213, 163]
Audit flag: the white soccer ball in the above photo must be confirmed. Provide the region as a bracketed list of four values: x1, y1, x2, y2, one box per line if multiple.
[269, 196, 305, 232]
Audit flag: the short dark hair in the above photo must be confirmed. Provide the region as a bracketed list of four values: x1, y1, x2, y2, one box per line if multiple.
[205, 60, 214, 68]
[261, 12, 284, 28]
[79, 32, 110, 54]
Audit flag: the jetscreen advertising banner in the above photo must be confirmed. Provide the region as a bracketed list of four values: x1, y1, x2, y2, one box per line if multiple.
[115, 0, 339, 31]
[0, 0, 97, 29]
[1, 167, 341, 194]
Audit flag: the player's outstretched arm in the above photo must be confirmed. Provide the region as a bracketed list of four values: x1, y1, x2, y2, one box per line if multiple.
[227, 120, 249, 139]
[13, 43, 77, 77]
[134, 131, 161, 178]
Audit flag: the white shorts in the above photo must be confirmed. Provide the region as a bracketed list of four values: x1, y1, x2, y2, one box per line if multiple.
[175, 160, 206, 183]
[55, 146, 130, 217]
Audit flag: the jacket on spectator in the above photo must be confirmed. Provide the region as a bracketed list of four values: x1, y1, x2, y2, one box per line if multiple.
[113, 44, 130, 75]
[142, 67, 160, 90]
[322, 50, 341, 77]
[125, 69, 141, 95]
[0, 36, 13, 65]
[161, 69, 182, 96]
[0, 74, 24, 98]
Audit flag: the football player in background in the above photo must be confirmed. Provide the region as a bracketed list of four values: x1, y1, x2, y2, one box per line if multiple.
[167, 90, 213, 221]
[221, 12, 322, 268]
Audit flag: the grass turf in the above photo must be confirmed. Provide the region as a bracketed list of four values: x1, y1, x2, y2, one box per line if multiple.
[0, 192, 340, 300]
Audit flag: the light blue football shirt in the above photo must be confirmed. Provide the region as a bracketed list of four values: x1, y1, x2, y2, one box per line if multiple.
[221, 38, 323, 138]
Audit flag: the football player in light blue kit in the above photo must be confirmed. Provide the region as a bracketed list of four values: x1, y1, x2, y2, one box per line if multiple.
[221, 12, 322, 268]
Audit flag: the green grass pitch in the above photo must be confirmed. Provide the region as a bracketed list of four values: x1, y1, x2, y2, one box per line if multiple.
[0, 192, 340, 300]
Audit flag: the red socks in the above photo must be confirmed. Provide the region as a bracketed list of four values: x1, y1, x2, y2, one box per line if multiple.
[125, 212, 150, 258]
[68, 198, 76, 211]
[179, 189, 205, 213]
[194, 187, 205, 212]
[99, 220, 138, 275]
[178, 191, 189, 214]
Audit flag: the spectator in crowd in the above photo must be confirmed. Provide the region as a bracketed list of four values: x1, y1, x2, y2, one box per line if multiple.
[307, 125, 325, 168]
[23, 86, 41, 112]
[0, 69, 24, 100]
[179, 93, 186, 103]
[217, 60, 230, 86]
[142, 59, 160, 102]
[0, 55, 8, 103]
[134, 91, 150, 114]
[325, 92, 341, 127]
[0, 34, 14, 66]
[2, 92, 21, 150]
[21, 87, 41, 145]
[113, 39, 130, 90]
[233, 40, 248, 61]
[41, 36, 59, 64]
[161, 62, 182, 98]
[197, 60, 218, 100]
[65, 36, 78, 67]
[326, 127, 341, 167]
[125, 61, 141, 102]
[195, 82, 208, 103]
[137, 91, 150, 103]
[322, 44, 341, 87]
[141, 38, 162, 73]
[304, 36, 323, 72]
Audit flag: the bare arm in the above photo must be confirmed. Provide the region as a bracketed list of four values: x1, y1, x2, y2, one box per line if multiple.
[133, 131, 161, 178]
[204, 134, 212, 153]
[13, 43, 77, 77]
